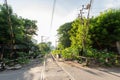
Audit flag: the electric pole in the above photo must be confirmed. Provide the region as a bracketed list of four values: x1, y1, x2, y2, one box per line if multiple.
[41, 36, 43, 43]
[87, 0, 93, 19]
[41, 36, 49, 43]
[78, 0, 93, 56]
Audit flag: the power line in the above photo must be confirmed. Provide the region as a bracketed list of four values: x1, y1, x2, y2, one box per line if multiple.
[41, 0, 56, 44]
[43, 0, 56, 45]
[50, 0, 56, 33]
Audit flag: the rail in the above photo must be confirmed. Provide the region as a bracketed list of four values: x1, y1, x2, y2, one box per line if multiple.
[51, 53, 76, 80]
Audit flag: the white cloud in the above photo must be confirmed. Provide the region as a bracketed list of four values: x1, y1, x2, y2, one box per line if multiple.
[105, 0, 120, 9]
[106, 4, 114, 9]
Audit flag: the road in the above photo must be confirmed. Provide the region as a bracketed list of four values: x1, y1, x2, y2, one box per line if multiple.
[0, 59, 43, 80]
[0, 55, 120, 80]
[44, 55, 72, 80]
[58, 61, 120, 80]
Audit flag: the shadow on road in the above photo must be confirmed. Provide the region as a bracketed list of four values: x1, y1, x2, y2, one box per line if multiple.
[0, 58, 43, 80]
[65, 61, 120, 78]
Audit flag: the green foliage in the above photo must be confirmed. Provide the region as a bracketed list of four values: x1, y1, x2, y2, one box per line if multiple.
[69, 18, 82, 48]
[52, 50, 61, 55]
[69, 18, 91, 56]
[57, 22, 72, 49]
[16, 52, 29, 64]
[60, 47, 79, 60]
[17, 57, 29, 64]
[0, 5, 11, 44]
[0, 4, 40, 65]
[30, 45, 41, 58]
[87, 48, 119, 66]
[55, 8, 120, 66]
[52, 47, 79, 60]
[38, 42, 52, 54]
[3, 52, 30, 65]
[89, 9, 120, 51]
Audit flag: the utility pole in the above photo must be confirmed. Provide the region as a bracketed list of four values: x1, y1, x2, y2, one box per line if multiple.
[87, 0, 93, 19]
[41, 36, 43, 43]
[41, 36, 49, 43]
[78, 5, 85, 56]
[79, 5, 84, 25]
[78, 0, 93, 56]
[4, 0, 15, 58]
[86, 0, 93, 33]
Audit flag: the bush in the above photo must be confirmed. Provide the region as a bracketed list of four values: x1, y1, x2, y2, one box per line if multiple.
[17, 57, 29, 64]
[87, 48, 119, 66]
[61, 47, 79, 60]
[16, 52, 30, 64]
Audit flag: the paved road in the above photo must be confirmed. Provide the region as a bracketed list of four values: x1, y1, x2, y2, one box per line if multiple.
[59, 61, 120, 80]
[0, 56, 120, 80]
[0, 59, 43, 80]
[44, 55, 71, 80]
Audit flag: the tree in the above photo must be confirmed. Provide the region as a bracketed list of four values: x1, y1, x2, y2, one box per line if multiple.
[0, 4, 14, 60]
[89, 9, 120, 52]
[69, 18, 91, 56]
[38, 42, 52, 54]
[0, 4, 12, 44]
[0, 4, 39, 61]
[57, 22, 72, 49]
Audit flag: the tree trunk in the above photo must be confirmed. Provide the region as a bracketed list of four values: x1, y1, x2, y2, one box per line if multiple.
[0, 54, 3, 60]
[116, 41, 120, 54]
[0, 46, 4, 60]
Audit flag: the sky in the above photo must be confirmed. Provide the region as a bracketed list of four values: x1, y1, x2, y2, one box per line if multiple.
[0, 0, 120, 46]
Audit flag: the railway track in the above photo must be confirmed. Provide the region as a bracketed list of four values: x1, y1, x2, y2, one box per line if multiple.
[40, 54, 76, 80]
[40, 55, 46, 80]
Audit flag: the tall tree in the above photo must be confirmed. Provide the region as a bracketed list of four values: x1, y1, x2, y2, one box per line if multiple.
[69, 18, 91, 55]
[89, 9, 120, 52]
[0, 4, 38, 60]
[57, 22, 72, 49]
